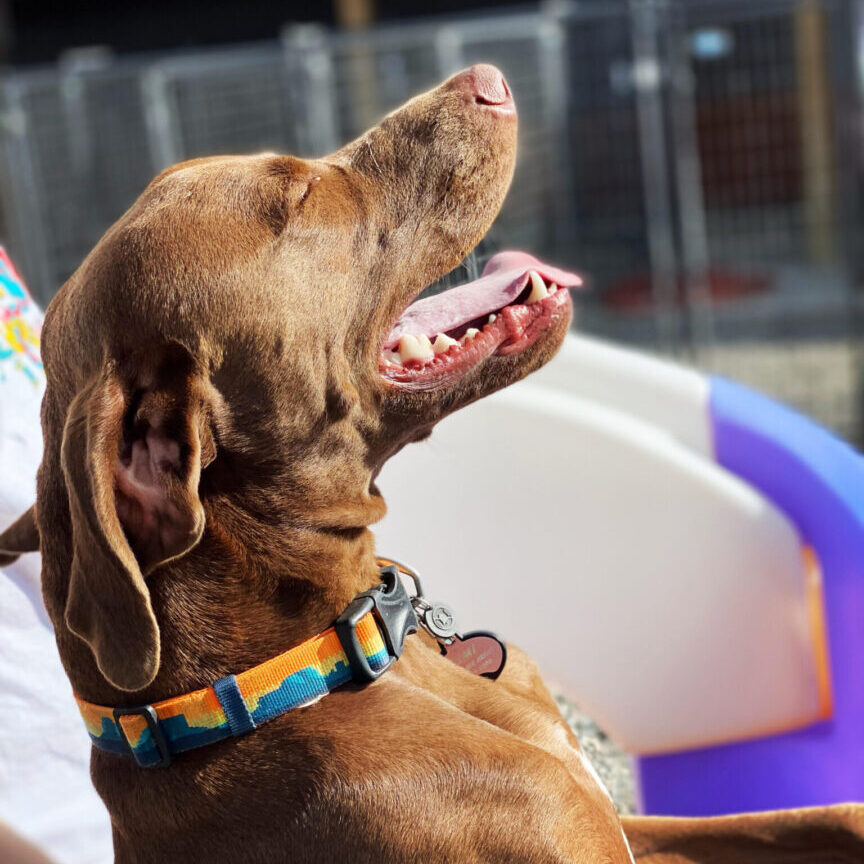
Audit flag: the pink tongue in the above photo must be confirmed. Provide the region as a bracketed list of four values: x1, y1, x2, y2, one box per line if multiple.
[384, 251, 582, 349]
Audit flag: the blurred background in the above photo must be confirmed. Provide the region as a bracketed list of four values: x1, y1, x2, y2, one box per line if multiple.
[0, 0, 862, 445]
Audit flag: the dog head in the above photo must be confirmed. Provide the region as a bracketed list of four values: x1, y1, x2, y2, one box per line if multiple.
[0, 66, 574, 695]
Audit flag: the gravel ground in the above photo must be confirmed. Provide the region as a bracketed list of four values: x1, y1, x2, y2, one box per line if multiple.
[553, 692, 637, 815]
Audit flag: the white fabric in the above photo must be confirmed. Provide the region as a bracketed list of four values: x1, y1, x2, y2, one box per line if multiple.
[0, 251, 112, 864]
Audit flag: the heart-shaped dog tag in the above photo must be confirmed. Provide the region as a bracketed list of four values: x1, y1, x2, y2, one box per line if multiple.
[441, 631, 507, 680]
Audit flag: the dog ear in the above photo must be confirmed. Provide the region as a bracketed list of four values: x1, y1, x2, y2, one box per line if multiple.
[0, 505, 40, 566]
[61, 357, 210, 692]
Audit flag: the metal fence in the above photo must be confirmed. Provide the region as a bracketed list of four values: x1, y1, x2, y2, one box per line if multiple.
[0, 0, 862, 442]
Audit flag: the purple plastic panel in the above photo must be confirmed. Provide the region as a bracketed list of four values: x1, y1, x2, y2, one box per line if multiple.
[638, 376, 864, 816]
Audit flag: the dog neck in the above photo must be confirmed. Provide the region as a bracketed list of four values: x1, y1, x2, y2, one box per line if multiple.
[52, 494, 386, 708]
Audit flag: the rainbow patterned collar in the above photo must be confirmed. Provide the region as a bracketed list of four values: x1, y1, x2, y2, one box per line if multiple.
[76, 565, 419, 768]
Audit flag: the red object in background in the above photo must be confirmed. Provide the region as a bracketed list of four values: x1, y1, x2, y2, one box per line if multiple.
[602, 269, 771, 312]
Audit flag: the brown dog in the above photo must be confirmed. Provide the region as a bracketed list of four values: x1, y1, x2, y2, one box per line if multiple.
[0, 64, 862, 863]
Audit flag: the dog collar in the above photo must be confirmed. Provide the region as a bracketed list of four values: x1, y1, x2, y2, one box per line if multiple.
[75, 563, 421, 768]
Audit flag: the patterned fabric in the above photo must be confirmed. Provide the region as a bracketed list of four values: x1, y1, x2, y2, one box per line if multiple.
[76, 611, 390, 767]
[0, 248, 42, 386]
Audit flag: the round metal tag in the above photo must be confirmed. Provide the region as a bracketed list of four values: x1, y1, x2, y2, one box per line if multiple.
[423, 602, 458, 640]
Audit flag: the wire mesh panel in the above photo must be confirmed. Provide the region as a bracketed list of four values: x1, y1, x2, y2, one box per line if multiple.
[146, 46, 301, 164]
[69, 63, 157, 265]
[443, 14, 572, 261]
[678, 0, 863, 441]
[325, 27, 444, 142]
[1, 59, 166, 300]
[284, 13, 573, 264]
[0, 47, 304, 300]
[548, 0, 863, 442]
[281, 21, 449, 161]
[0, 72, 89, 301]
[682, 0, 864, 273]
[0, 78, 50, 299]
[0, 2, 860, 440]
[550, 2, 656, 334]
[691, 9, 808, 268]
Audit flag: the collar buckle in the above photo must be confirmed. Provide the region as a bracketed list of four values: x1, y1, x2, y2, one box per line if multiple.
[335, 565, 418, 682]
[112, 704, 172, 768]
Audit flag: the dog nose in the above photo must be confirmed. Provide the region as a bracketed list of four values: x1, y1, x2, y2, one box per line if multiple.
[452, 64, 514, 110]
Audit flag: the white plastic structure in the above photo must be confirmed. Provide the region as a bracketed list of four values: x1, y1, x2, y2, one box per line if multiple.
[375, 335, 825, 754]
[529, 334, 713, 457]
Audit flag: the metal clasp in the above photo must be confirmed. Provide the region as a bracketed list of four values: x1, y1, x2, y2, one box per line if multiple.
[379, 558, 460, 647]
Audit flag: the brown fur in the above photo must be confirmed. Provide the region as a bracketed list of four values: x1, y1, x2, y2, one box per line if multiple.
[0, 67, 861, 862]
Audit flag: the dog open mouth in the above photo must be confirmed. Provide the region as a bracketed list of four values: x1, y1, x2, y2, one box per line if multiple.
[379, 251, 581, 388]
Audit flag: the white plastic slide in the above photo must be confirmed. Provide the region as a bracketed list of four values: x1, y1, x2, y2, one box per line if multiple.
[375, 336, 825, 754]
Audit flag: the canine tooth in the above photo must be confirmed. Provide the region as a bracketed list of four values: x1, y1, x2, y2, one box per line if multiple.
[465, 328, 480, 340]
[432, 333, 458, 353]
[399, 334, 434, 362]
[526, 270, 549, 304]
[488, 314, 497, 323]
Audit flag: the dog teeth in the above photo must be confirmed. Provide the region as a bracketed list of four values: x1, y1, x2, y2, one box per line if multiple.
[382, 349, 401, 365]
[464, 328, 480, 340]
[548, 283, 558, 295]
[488, 314, 497, 324]
[398, 334, 434, 363]
[526, 270, 549, 304]
[432, 333, 458, 353]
